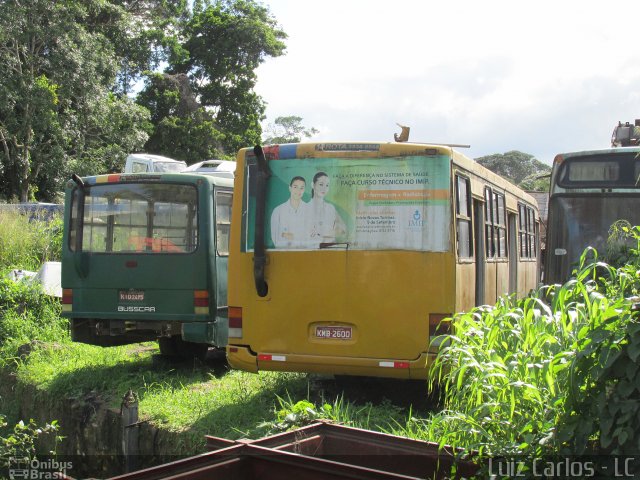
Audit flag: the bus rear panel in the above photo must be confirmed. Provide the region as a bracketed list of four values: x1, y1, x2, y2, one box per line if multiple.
[228, 142, 539, 379]
[61, 173, 233, 354]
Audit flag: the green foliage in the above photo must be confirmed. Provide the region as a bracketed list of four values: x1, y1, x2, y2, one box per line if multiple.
[95, 1, 190, 94]
[475, 151, 551, 191]
[158, 0, 287, 155]
[0, 414, 61, 469]
[603, 219, 636, 267]
[262, 116, 319, 144]
[429, 291, 573, 456]
[257, 393, 404, 436]
[0, 0, 287, 198]
[554, 226, 640, 455]
[136, 73, 227, 161]
[0, 0, 152, 201]
[0, 0, 189, 199]
[0, 211, 62, 271]
[0, 279, 67, 365]
[424, 225, 640, 467]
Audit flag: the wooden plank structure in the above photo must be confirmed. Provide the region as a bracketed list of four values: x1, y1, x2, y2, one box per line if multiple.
[102, 421, 477, 480]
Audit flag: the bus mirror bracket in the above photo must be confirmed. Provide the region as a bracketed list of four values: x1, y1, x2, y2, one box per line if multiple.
[253, 145, 271, 297]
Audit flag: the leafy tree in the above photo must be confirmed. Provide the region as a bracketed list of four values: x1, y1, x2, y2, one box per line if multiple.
[136, 72, 225, 161]
[262, 116, 319, 144]
[143, 0, 287, 157]
[0, 1, 153, 202]
[475, 151, 551, 191]
[0, 0, 287, 200]
[70, 0, 190, 95]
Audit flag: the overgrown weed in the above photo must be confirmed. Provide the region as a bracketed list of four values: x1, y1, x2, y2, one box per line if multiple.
[413, 223, 640, 470]
[0, 210, 62, 271]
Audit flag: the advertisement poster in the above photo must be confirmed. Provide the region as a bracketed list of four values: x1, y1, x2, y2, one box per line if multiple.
[246, 155, 451, 252]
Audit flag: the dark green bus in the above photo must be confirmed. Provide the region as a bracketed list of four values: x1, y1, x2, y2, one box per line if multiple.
[545, 147, 640, 284]
[61, 172, 233, 358]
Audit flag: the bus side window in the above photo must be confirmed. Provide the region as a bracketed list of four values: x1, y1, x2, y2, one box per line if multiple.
[518, 203, 536, 259]
[132, 162, 148, 173]
[215, 191, 232, 256]
[484, 187, 506, 259]
[455, 175, 473, 258]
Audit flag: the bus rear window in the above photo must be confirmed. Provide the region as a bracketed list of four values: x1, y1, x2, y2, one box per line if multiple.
[70, 183, 198, 253]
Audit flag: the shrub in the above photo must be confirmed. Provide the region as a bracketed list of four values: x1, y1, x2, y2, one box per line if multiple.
[0, 278, 67, 364]
[427, 226, 640, 462]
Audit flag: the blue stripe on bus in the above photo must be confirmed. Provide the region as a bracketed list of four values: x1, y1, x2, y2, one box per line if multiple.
[277, 144, 298, 159]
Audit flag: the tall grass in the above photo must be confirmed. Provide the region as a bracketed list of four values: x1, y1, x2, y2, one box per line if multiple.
[401, 226, 640, 464]
[256, 393, 405, 436]
[0, 210, 62, 271]
[0, 278, 67, 367]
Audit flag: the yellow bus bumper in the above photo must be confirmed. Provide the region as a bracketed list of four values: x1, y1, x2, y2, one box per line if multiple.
[227, 345, 436, 380]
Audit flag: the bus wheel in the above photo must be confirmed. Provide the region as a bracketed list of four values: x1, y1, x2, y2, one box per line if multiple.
[158, 336, 179, 357]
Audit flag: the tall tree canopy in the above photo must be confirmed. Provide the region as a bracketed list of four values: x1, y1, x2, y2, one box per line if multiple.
[0, 0, 283, 201]
[475, 151, 552, 191]
[0, 0, 181, 201]
[136, 72, 224, 161]
[138, 0, 287, 159]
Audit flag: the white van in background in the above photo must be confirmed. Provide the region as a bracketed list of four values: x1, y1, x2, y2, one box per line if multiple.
[124, 153, 187, 173]
[182, 159, 236, 178]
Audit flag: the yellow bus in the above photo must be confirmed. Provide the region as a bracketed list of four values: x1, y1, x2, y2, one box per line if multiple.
[227, 142, 539, 379]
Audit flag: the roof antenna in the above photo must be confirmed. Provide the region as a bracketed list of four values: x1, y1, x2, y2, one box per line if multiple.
[394, 123, 410, 142]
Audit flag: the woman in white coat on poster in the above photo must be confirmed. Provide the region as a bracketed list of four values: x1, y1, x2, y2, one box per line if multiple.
[270, 176, 311, 248]
[309, 172, 345, 247]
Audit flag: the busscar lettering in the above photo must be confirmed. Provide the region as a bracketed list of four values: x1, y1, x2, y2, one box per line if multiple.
[117, 306, 156, 312]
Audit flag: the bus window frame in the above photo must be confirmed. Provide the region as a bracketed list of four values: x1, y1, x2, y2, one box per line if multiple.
[517, 203, 537, 261]
[68, 181, 200, 255]
[455, 174, 473, 261]
[484, 186, 507, 261]
[215, 188, 233, 257]
[556, 154, 640, 189]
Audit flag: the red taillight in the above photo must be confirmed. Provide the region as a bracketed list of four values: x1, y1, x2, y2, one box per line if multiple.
[228, 306, 243, 338]
[429, 313, 452, 337]
[194, 290, 209, 307]
[62, 289, 73, 304]
[229, 307, 242, 327]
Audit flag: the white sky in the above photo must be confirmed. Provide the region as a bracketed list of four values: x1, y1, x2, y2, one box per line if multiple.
[255, 0, 640, 163]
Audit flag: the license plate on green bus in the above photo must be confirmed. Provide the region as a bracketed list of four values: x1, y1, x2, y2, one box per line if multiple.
[315, 326, 352, 339]
[119, 290, 145, 301]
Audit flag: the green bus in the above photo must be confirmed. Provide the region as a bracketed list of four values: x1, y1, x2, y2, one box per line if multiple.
[545, 146, 640, 283]
[61, 172, 233, 358]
